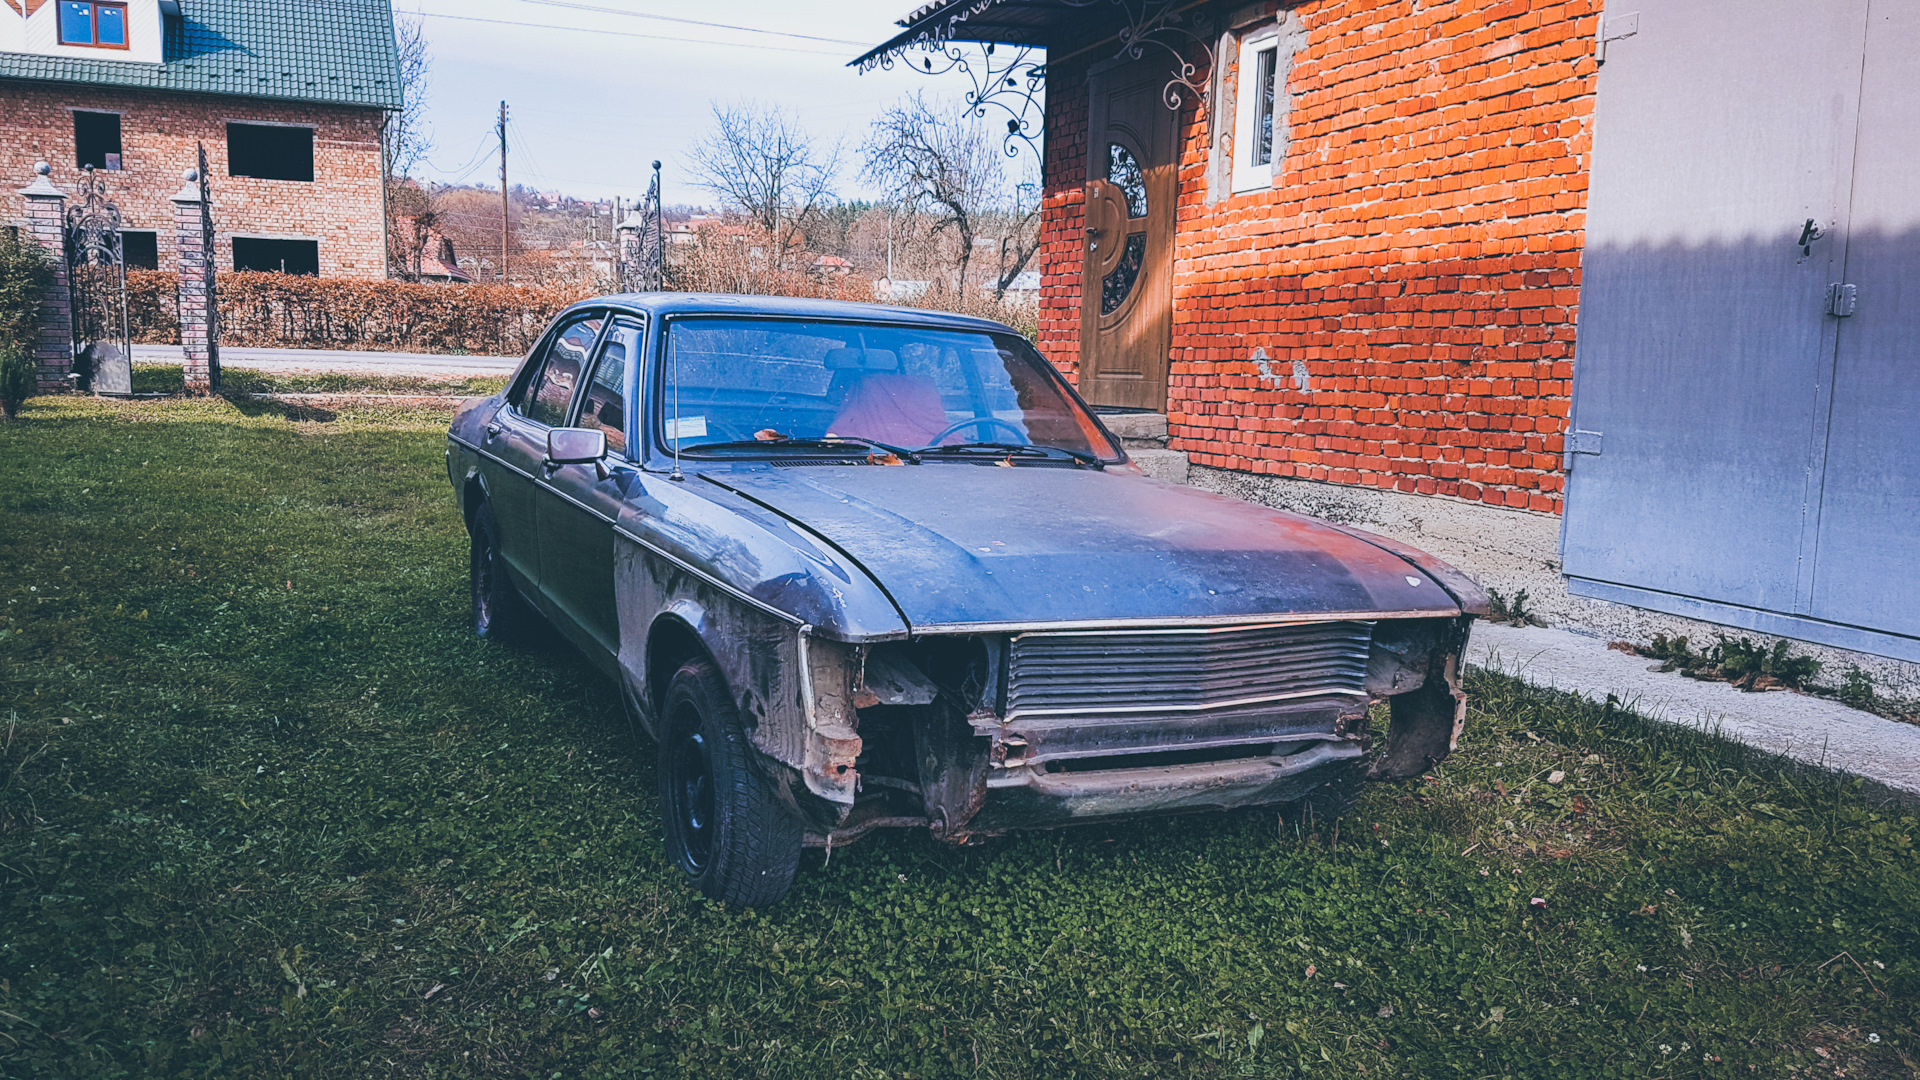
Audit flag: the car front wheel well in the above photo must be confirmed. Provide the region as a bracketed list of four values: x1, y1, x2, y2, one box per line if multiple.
[646, 617, 714, 720]
[461, 475, 487, 530]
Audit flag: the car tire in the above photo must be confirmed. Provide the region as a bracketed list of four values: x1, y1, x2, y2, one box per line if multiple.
[659, 660, 802, 910]
[1292, 761, 1366, 825]
[469, 501, 535, 642]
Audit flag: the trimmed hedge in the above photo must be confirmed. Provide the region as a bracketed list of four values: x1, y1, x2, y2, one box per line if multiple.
[127, 271, 594, 356]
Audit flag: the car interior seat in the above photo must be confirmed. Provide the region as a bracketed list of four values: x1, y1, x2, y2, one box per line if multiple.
[823, 347, 947, 446]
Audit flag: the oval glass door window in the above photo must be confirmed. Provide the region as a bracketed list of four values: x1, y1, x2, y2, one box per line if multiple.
[1101, 234, 1146, 315]
[1107, 144, 1147, 217]
[1101, 143, 1148, 314]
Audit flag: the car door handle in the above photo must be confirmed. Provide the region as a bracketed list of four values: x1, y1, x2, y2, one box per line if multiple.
[485, 421, 503, 440]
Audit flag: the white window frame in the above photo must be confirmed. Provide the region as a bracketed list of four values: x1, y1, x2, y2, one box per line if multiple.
[1231, 24, 1283, 194]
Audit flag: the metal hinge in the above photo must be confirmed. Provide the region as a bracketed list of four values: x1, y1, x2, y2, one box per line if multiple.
[1596, 11, 1639, 64]
[1568, 430, 1604, 456]
[1826, 282, 1857, 317]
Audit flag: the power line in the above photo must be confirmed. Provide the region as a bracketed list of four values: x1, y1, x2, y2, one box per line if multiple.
[406, 10, 854, 57]
[509, 0, 871, 46]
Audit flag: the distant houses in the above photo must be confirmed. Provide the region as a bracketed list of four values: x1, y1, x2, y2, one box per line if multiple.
[1, 0, 401, 278]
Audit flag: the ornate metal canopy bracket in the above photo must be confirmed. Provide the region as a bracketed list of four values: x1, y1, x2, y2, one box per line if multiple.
[869, 41, 1047, 163]
[858, 0, 1215, 148]
[1083, 0, 1216, 116]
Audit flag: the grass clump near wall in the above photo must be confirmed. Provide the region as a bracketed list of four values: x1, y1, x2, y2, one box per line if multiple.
[0, 397, 1914, 1079]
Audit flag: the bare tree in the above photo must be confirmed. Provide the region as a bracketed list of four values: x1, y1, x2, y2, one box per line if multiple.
[863, 91, 1018, 294]
[383, 15, 432, 277]
[383, 15, 432, 181]
[687, 102, 839, 268]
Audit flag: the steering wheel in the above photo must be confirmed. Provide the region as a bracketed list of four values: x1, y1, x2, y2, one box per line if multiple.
[931, 415, 1031, 446]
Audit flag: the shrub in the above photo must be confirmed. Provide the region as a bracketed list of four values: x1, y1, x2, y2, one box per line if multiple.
[125, 272, 597, 356]
[0, 229, 54, 417]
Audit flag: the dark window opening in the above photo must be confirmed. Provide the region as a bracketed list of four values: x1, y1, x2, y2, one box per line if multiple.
[74, 111, 123, 171]
[227, 123, 314, 182]
[121, 230, 158, 269]
[232, 237, 319, 275]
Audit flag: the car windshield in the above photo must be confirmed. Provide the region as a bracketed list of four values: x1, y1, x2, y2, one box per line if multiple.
[656, 317, 1122, 460]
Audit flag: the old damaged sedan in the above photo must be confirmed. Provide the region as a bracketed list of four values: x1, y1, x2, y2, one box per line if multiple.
[446, 294, 1487, 909]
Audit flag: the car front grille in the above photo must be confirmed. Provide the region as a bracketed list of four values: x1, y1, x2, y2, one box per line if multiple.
[1005, 620, 1374, 722]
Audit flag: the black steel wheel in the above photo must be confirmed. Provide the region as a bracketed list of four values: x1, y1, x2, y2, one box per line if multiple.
[658, 660, 802, 910]
[469, 501, 534, 641]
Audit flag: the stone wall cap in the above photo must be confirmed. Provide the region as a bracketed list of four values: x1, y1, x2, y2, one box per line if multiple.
[19, 163, 65, 199]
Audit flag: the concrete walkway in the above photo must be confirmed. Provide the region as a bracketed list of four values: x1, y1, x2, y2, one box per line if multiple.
[1469, 621, 1920, 799]
[133, 344, 518, 377]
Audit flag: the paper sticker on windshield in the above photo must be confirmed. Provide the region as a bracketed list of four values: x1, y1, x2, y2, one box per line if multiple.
[664, 415, 708, 440]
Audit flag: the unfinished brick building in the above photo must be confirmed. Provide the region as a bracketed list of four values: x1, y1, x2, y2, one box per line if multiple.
[861, 0, 1919, 687]
[1, 0, 400, 278]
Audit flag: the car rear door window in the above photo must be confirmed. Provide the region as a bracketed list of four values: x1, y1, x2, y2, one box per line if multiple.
[575, 318, 639, 456]
[516, 315, 604, 427]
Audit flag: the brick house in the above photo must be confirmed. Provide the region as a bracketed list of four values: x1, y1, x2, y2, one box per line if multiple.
[860, 1, 1919, 687]
[2, 0, 400, 278]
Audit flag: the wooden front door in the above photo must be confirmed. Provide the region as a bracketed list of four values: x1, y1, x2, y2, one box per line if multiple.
[1079, 58, 1176, 411]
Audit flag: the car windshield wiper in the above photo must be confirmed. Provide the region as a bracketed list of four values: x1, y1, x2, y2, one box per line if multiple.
[917, 441, 1102, 467]
[691, 436, 921, 462]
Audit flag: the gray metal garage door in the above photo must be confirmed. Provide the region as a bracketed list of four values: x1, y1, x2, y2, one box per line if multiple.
[1562, 0, 1920, 662]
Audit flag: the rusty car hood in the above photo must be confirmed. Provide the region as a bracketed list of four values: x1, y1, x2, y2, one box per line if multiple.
[698, 464, 1463, 632]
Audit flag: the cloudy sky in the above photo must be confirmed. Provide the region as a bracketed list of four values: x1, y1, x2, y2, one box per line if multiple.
[399, 0, 1032, 205]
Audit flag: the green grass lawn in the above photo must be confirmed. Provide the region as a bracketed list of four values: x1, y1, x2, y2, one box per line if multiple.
[0, 397, 1913, 1079]
[131, 364, 509, 398]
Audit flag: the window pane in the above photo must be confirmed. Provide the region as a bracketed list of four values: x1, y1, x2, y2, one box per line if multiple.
[59, 2, 94, 43]
[95, 3, 125, 44]
[660, 319, 1117, 458]
[522, 317, 602, 427]
[1255, 47, 1278, 167]
[578, 321, 637, 455]
[1107, 144, 1148, 218]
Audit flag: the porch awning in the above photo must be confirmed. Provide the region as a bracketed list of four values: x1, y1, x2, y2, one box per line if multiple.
[852, 0, 1080, 69]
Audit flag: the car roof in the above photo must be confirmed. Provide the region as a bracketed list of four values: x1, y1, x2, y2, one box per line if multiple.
[570, 292, 1017, 334]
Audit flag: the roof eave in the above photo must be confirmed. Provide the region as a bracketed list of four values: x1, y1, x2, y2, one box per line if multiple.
[851, 0, 1049, 70]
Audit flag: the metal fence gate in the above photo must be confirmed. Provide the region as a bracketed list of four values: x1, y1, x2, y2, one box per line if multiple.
[65, 165, 132, 397]
[1561, 0, 1920, 662]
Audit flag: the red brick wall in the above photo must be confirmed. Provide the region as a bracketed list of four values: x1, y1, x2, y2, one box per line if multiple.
[1038, 54, 1088, 387]
[1, 80, 386, 279]
[1041, 0, 1602, 513]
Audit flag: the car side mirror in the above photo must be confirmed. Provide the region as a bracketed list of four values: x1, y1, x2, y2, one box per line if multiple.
[545, 427, 606, 467]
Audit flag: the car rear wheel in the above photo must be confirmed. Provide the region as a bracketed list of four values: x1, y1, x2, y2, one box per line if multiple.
[659, 660, 802, 910]
[469, 501, 534, 641]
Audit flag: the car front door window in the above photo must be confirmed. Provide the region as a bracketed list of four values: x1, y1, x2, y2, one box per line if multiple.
[520, 316, 603, 427]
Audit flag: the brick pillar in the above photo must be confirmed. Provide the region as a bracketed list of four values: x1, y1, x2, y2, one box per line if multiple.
[171, 170, 219, 394]
[16, 162, 72, 391]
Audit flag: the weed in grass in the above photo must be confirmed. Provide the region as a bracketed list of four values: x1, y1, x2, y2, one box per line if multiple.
[1486, 586, 1537, 627]
[0, 396, 1914, 1079]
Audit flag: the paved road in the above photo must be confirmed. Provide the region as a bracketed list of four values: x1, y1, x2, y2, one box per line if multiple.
[1470, 621, 1920, 800]
[133, 344, 519, 376]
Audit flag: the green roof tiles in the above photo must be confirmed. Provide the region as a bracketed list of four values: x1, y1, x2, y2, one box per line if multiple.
[1, 0, 401, 110]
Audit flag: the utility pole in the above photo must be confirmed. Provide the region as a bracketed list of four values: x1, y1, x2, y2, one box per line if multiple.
[497, 100, 509, 283]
